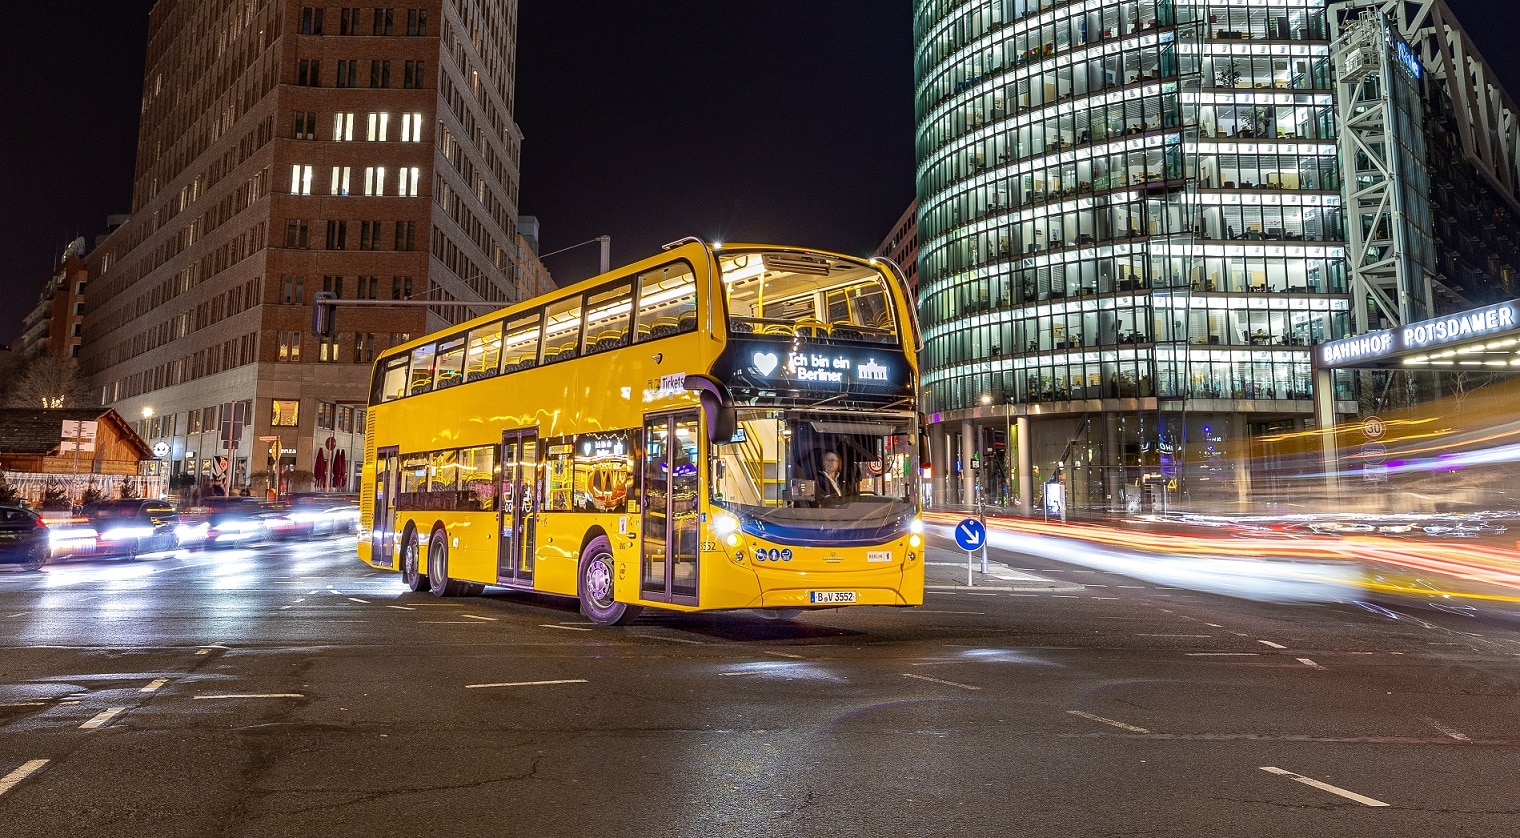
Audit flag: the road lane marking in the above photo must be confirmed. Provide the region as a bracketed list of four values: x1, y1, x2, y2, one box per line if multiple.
[0, 701, 47, 708]
[762, 651, 805, 659]
[1138, 634, 1211, 638]
[1259, 767, 1388, 806]
[2, 613, 26, 618]
[1204, 623, 1223, 628]
[0, 760, 48, 797]
[347, 597, 370, 604]
[193, 694, 304, 700]
[1421, 717, 1471, 741]
[918, 610, 986, 615]
[141, 679, 169, 693]
[460, 614, 497, 621]
[901, 673, 981, 691]
[1067, 710, 1149, 733]
[1297, 658, 1326, 670]
[631, 633, 703, 644]
[539, 624, 592, 631]
[386, 605, 416, 610]
[1258, 640, 1287, 649]
[465, 679, 587, 689]
[79, 707, 126, 729]
[195, 649, 210, 655]
[1185, 652, 1258, 657]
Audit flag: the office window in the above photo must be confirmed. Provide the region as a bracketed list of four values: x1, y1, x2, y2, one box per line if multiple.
[284, 220, 309, 249]
[300, 7, 323, 34]
[322, 275, 346, 297]
[337, 59, 358, 88]
[298, 59, 321, 86]
[403, 61, 425, 89]
[360, 221, 383, 250]
[406, 9, 428, 36]
[400, 113, 424, 142]
[374, 8, 394, 35]
[332, 112, 354, 141]
[367, 112, 390, 141]
[392, 276, 413, 300]
[364, 167, 386, 196]
[397, 167, 421, 197]
[353, 333, 377, 364]
[290, 164, 313, 195]
[281, 275, 305, 304]
[327, 220, 348, 250]
[294, 110, 316, 140]
[339, 7, 361, 34]
[395, 221, 417, 251]
[356, 276, 379, 299]
[370, 60, 391, 88]
[272, 400, 300, 426]
[278, 332, 302, 362]
[319, 337, 341, 363]
[317, 402, 336, 430]
[330, 166, 351, 196]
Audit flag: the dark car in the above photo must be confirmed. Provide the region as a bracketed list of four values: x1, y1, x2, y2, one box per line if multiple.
[202, 496, 273, 547]
[82, 499, 179, 558]
[0, 506, 51, 570]
[280, 494, 361, 539]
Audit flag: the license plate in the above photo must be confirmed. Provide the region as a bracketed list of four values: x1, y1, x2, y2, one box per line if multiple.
[809, 591, 856, 604]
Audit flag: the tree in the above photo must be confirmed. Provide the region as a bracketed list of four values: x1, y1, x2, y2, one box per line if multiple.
[0, 473, 20, 506]
[6, 353, 92, 409]
[80, 482, 108, 506]
[40, 479, 70, 511]
[120, 479, 139, 499]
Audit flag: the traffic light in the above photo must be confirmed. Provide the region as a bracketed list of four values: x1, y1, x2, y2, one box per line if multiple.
[312, 291, 337, 339]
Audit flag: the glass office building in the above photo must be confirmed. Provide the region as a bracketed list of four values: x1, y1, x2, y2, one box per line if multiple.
[914, 0, 1352, 511]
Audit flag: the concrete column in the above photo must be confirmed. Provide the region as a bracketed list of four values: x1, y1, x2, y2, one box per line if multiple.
[1312, 366, 1339, 503]
[961, 419, 976, 508]
[1104, 414, 1121, 512]
[1016, 415, 1034, 517]
[931, 424, 949, 510]
[1230, 412, 1251, 509]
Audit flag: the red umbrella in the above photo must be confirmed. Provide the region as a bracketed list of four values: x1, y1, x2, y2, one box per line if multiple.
[334, 449, 348, 491]
[314, 449, 328, 488]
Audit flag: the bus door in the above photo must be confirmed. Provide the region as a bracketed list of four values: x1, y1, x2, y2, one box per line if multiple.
[371, 447, 399, 568]
[640, 411, 701, 604]
[498, 429, 538, 586]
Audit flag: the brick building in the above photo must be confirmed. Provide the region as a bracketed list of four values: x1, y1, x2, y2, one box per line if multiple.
[81, 1, 548, 493]
[16, 245, 90, 362]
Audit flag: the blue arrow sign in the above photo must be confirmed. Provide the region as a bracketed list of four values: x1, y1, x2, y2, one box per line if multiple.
[954, 518, 986, 551]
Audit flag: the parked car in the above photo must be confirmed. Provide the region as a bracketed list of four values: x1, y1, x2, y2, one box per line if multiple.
[81, 499, 179, 558]
[0, 506, 51, 570]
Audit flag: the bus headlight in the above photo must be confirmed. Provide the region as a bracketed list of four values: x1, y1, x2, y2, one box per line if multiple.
[909, 534, 922, 548]
[711, 511, 739, 537]
[909, 518, 924, 535]
[724, 533, 740, 548]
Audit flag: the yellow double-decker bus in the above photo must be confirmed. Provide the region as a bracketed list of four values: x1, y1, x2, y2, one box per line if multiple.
[358, 240, 924, 625]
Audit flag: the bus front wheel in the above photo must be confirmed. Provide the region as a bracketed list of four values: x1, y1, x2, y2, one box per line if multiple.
[427, 530, 469, 597]
[401, 530, 430, 592]
[579, 536, 641, 627]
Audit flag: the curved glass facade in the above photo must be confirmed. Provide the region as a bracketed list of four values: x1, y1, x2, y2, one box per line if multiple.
[914, 0, 1351, 510]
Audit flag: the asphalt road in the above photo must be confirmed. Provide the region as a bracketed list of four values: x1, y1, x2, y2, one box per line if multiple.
[1, 533, 1517, 837]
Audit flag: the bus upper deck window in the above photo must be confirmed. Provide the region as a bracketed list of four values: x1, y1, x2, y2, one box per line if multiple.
[635, 263, 696, 341]
[541, 298, 582, 364]
[465, 321, 503, 382]
[434, 337, 466, 390]
[500, 312, 541, 373]
[379, 357, 408, 402]
[408, 344, 437, 396]
[583, 282, 633, 355]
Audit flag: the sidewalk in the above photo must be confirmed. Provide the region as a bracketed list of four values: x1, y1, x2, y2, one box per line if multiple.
[921, 544, 1084, 592]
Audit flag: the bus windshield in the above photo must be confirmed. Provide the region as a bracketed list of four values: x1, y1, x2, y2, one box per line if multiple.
[720, 251, 898, 344]
[710, 409, 918, 545]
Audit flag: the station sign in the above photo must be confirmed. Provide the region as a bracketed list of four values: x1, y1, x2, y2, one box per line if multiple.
[1318, 300, 1520, 367]
[714, 338, 912, 399]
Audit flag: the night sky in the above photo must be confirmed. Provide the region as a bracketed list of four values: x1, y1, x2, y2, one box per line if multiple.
[3, 1, 1518, 346]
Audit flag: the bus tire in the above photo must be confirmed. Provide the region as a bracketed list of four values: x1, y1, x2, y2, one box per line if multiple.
[401, 528, 429, 592]
[578, 536, 641, 626]
[427, 529, 469, 597]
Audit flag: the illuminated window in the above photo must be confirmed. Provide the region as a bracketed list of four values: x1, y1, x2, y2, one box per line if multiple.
[397, 167, 420, 197]
[500, 312, 541, 373]
[408, 343, 436, 395]
[434, 336, 465, 389]
[458, 446, 496, 511]
[378, 356, 408, 402]
[400, 113, 424, 142]
[541, 298, 582, 364]
[582, 282, 632, 354]
[330, 166, 351, 196]
[291, 165, 313, 195]
[278, 331, 302, 362]
[465, 321, 503, 382]
[319, 336, 341, 362]
[332, 112, 354, 141]
[634, 262, 697, 340]
[272, 400, 300, 427]
[364, 167, 386, 196]
[367, 112, 390, 142]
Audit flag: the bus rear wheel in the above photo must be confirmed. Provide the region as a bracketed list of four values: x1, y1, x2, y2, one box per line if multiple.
[401, 530, 430, 592]
[427, 530, 469, 598]
[578, 536, 641, 626]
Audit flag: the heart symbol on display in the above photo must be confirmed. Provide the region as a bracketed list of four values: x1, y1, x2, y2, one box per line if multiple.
[752, 352, 779, 376]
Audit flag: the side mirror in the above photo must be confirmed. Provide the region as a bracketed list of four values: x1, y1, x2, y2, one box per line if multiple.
[683, 374, 737, 444]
